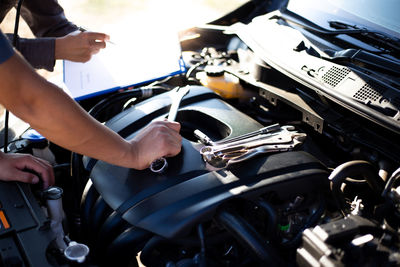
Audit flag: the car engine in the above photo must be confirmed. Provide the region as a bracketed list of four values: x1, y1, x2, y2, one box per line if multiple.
[1, 1, 400, 266]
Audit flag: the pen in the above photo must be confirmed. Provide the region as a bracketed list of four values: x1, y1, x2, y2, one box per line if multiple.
[105, 39, 116, 45]
[78, 26, 116, 45]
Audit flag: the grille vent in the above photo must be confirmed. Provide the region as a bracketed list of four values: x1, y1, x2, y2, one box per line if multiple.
[321, 66, 351, 88]
[353, 81, 386, 102]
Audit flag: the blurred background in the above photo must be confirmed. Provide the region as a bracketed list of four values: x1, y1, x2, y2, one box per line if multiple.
[1, 0, 248, 78]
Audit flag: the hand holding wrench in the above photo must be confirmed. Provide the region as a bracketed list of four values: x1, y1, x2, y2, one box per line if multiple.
[150, 86, 190, 173]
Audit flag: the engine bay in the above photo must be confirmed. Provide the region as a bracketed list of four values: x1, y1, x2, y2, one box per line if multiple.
[1, 1, 400, 266]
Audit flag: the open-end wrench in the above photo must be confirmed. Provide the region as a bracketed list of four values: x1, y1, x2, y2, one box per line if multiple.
[200, 125, 307, 168]
[150, 86, 190, 173]
[194, 123, 281, 146]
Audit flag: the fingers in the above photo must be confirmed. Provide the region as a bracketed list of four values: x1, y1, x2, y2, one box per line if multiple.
[152, 122, 182, 157]
[84, 32, 110, 56]
[12, 169, 40, 185]
[155, 120, 181, 133]
[148, 121, 182, 156]
[57, 31, 110, 62]
[14, 154, 55, 189]
[129, 120, 183, 169]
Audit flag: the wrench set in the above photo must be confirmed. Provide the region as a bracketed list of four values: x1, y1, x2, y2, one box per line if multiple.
[197, 124, 307, 168]
[150, 87, 307, 172]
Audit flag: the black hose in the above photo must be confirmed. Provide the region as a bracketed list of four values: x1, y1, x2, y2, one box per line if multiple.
[94, 211, 130, 257]
[329, 160, 384, 214]
[80, 181, 99, 241]
[88, 196, 113, 245]
[215, 210, 282, 266]
[139, 235, 167, 267]
[255, 199, 279, 243]
[197, 224, 206, 267]
[88, 87, 167, 120]
[382, 167, 400, 198]
[105, 226, 152, 267]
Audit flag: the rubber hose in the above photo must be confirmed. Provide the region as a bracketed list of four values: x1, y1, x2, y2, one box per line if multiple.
[88, 196, 113, 245]
[329, 160, 384, 212]
[216, 210, 281, 266]
[105, 226, 152, 267]
[80, 181, 99, 240]
[88, 87, 167, 119]
[382, 166, 400, 198]
[255, 199, 279, 243]
[139, 235, 167, 267]
[94, 211, 130, 256]
[197, 224, 206, 267]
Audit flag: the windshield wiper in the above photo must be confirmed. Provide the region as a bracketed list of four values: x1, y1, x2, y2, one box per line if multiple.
[329, 20, 400, 54]
[324, 48, 400, 76]
[273, 9, 400, 56]
[272, 8, 369, 35]
[294, 41, 400, 75]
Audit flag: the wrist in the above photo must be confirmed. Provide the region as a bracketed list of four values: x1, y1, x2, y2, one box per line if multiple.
[54, 37, 65, 60]
[122, 140, 139, 169]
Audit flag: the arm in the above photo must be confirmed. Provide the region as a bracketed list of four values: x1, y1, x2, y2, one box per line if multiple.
[15, 0, 108, 69]
[0, 51, 182, 170]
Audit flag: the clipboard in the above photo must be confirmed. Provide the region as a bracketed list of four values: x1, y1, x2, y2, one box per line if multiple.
[63, 26, 186, 101]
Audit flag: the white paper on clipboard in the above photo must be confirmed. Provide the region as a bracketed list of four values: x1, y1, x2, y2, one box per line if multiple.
[63, 25, 185, 101]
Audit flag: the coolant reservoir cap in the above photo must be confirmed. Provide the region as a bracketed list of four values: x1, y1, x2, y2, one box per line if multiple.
[205, 65, 224, 77]
[21, 129, 46, 142]
[64, 241, 89, 263]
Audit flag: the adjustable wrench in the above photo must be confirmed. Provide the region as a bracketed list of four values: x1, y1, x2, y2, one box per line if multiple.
[150, 86, 190, 173]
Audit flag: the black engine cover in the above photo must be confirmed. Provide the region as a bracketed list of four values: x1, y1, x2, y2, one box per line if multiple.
[86, 86, 328, 238]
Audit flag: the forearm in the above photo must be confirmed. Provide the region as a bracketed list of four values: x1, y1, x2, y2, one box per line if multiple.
[0, 53, 136, 168]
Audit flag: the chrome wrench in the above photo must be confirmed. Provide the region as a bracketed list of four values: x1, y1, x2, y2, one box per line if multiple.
[200, 126, 307, 168]
[194, 123, 281, 146]
[150, 86, 190, 173]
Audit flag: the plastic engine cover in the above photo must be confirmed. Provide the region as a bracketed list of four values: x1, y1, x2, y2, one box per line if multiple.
[86, 86, 328, 238]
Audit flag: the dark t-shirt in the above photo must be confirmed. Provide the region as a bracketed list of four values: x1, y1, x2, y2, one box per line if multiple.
[0, 30, 14, 64]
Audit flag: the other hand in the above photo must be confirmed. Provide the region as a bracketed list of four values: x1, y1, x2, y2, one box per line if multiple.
[0, 151, 55, 188]
[55, 31, 110, 62]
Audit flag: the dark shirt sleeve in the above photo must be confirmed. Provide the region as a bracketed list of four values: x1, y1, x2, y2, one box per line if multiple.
[15, 0, 79, 71]
[21, 0, 78, 38]
[0, 31, 14, 64]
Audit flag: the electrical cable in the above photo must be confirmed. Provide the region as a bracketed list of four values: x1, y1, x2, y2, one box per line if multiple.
[3, 0, 24, 153]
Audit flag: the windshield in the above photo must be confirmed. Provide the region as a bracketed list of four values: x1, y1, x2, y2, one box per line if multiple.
[287, 0, 400, 38]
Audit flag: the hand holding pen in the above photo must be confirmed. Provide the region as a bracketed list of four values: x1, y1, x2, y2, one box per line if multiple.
[55, 27, 114, 63]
